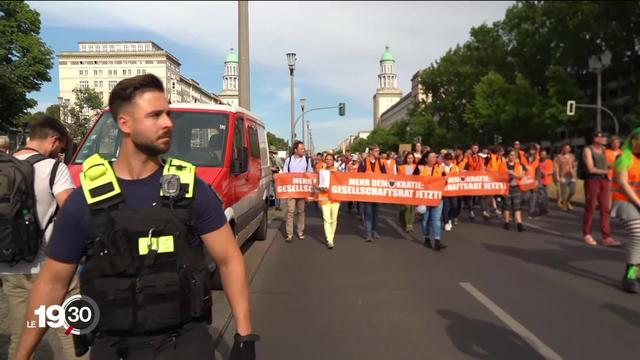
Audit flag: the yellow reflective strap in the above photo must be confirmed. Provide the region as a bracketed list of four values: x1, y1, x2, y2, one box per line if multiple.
[138, 235, 175, 255]
[80, 154, 122, 204]
[162, 158, 195, 198]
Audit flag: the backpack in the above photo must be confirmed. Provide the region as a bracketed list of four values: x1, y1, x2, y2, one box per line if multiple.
[577, 146, 594, 180]
[0, 151, 60, 266]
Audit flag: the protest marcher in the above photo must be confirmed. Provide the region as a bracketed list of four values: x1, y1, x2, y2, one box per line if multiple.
[582, 131, 620, 246]
[554, 143, 577, 210]
[282, 140, 314, 242]
[607, 136, 622, 181]
[317, 154, 340, 249]
[500, 149, 526, 232]
[401, 152, 418, 232]
[520, 143, 541, 219]
[441, 153, 461, 232]
[413, 142, 423, 162]
[383, 151, 398, 175]
[537, 148, 554, 216]
[611, 128, 640, 293]
[0, 116, 81, 360]
[415, 152, 446, 250]
[465, 143, 489, 221]
[358, 144, 387, 242]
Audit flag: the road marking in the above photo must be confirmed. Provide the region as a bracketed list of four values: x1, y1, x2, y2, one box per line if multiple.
[522, 222, 563, 236]
[383, 217, 414, 241]
[460, 282, 563, 360]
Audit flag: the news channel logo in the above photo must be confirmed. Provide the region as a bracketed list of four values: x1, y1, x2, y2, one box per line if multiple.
[28, 295, 100, 335]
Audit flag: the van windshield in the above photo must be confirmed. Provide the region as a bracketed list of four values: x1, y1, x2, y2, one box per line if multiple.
[74, 111, 229, 167]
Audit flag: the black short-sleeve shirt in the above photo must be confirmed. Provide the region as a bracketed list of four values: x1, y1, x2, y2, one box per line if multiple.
[46, 167, 227, 264]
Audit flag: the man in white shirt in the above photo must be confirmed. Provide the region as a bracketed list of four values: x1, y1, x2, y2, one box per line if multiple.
[0, 116, 82, 359]
[281, 141, 314, 242]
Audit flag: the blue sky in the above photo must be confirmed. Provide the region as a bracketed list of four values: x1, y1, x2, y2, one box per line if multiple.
[28, 1, 511, 151]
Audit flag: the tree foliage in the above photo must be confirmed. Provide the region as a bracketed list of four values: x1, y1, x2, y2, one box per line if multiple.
[398, 1, 640, 149]
[266, 131, 288, 151]
[0, 1, 53, 128]
[65, 88, 104, 143]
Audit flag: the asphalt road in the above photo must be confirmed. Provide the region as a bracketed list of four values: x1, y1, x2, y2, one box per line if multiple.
[3, 203, 639, 360]
[239, 203, 639, 360]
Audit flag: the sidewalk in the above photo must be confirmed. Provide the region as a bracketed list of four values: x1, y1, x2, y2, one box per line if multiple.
[547, 180, 586, 206]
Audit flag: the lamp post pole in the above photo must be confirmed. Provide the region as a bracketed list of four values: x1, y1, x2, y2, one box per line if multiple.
[300, 98, 306, 145]
[238, 1, 250, 109]
[287, 53, 297, 151]
[588, 50, 611, 132]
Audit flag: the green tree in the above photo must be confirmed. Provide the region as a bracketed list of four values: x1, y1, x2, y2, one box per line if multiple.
[66, 87, 104, 142]
[348, 138, 368, 154]
[0, 1, 54, 127]
[45, 104, 60, 120]
[266, 131, 288, 151]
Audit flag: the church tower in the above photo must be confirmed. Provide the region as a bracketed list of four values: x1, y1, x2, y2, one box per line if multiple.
[372, 46, 402, 128]
[219, 48, 239, 106]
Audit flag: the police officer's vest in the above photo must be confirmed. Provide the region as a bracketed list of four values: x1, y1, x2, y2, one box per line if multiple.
[79, 154, 211, 334]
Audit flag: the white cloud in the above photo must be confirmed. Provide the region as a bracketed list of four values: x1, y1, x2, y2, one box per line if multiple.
[29, 1, 513, 150]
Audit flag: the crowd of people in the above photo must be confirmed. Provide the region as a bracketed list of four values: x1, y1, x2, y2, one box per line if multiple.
[276, 131, 638, 293]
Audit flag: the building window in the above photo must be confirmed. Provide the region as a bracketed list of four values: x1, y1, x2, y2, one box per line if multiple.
[127, 69, 132, 75]
[94, 70, 99, 76]
[99, 70, 103, 76]
[109, 80, 117, 90]
[97, 92, 104, 100]
[122, 69, 127, 76]
[80, 81, 89, 89]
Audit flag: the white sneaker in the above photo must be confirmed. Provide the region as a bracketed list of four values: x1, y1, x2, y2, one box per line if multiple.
[444, 223, 452, 232]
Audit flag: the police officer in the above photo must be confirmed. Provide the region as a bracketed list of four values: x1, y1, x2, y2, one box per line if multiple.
[16, 74, 257, 359]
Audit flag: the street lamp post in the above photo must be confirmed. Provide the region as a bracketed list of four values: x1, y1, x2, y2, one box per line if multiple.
[287, 53, 297, 151]
[57, 97, 69, 123]
[300, 98, 306, 145]
[588, 50, 612, 132]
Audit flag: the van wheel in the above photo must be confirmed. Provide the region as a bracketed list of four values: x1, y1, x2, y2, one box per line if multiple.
[253, 209, 268, 241]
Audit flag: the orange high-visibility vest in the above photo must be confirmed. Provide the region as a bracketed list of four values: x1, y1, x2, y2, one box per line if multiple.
[500, 161, 525, 185]
[466, 154, 484, 171]
[365, 158, 383, 174]
[315, 161, 325, 173]
[488, 154, 504, 171]
[384, 159, 397, 175]
[419, 164, 442, 177]
[539, 159, 554, 186]
[606, 149, 622, 180]
[612, 155, 640, 203]
[442, 164, 460, 175]
[520, 153, 540, 178]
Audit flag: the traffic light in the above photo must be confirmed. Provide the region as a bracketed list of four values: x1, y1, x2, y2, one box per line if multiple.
[338, 103, 346, 116]
[566, 100, 576, 116]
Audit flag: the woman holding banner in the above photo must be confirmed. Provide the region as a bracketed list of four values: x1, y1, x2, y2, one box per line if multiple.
[401, 152, 418, 232]
[441, 153, 461, 232]
[500, 149, 526, 232]
[414, 152, 447, 250]
[317, 153, 340, 249]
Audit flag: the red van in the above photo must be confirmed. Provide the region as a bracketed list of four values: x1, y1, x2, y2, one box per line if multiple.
[68, 103, 272, 246]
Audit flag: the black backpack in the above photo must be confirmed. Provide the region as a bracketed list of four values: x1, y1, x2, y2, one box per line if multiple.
[577, 146, 594, 180]
[0, 151, 60, 266]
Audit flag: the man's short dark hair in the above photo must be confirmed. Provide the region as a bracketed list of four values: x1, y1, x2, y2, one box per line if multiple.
[108, 74, 165, 120]
[28, 115, 69, 147]
[444, 153, 453, 160]
[293, 140, 304, 151]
